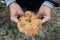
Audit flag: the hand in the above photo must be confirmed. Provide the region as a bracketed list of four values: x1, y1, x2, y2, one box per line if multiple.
[9, 3, 24, 23]
[37, 5, 52, 24]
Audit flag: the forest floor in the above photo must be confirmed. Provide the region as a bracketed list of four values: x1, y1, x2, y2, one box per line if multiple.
[0, 2, 60, 40]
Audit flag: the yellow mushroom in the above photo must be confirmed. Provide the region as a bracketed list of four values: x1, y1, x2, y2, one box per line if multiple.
[17, 11, 42, 36]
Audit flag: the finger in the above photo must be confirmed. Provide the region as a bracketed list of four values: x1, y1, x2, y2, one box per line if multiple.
[41, 17, 51, 24]
[10, 17, 19, 23]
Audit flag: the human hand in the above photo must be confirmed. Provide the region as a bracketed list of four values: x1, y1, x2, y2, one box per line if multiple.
[9, 3, 24, 23]
[37, 5, 52, 24]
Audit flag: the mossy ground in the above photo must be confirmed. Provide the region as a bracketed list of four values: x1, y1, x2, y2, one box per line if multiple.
[0, 2, 60, 40]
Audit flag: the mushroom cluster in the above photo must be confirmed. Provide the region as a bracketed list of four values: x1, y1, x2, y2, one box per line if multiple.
[17, 11, 42, 36]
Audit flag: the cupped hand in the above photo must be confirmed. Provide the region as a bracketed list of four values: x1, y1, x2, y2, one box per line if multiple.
[9, 3, 24, 23]
[37, 5, 52, 24]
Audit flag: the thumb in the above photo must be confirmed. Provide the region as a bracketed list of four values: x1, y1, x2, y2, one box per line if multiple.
[37, 10, 43, 15]
[17, 8, 24, 16]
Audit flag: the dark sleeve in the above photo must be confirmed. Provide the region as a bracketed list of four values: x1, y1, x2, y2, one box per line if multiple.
[46, 0, 60, 6]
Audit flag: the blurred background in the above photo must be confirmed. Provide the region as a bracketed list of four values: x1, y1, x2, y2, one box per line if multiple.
[0, 0, 60, 40]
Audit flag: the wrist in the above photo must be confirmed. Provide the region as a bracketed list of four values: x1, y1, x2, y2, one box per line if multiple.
[9, 2, 17, 8]
[41, 5, 52, 10]
[42, 1, 55, 9]
[5, 0, 16, 6]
